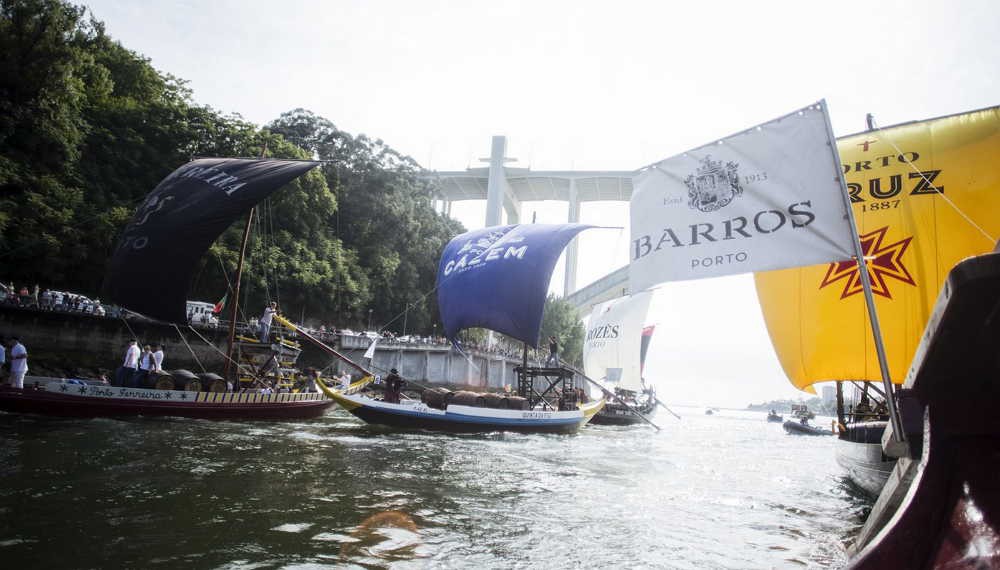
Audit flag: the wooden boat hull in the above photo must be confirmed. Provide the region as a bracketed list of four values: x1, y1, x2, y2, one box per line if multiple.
[589, 400, 656, 426]
[0, 380, 333, 420]
[782, 420, 833, 436]
[848, 249, 1000, 568]
[321, 381, 604, 434]
[835, 422, 895, 497]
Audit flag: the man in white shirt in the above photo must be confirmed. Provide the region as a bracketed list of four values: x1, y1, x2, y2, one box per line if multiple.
[118, 340, 140, 386]
[259, 301, 277, 342]
[132, 345, 154, 388]
[152, 345, 165, 372]
[8, 337, 28, 389]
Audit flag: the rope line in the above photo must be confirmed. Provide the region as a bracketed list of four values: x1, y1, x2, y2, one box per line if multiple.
[871, 118, 995, 244]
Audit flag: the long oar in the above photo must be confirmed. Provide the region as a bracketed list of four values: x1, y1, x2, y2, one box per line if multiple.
[580, 375, 661, 431]
[653, 397, 682, 420]
[560, 362, 661, 431]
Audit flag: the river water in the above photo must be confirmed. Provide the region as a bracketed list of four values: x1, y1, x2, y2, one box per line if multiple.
[0, 406, 872, 569]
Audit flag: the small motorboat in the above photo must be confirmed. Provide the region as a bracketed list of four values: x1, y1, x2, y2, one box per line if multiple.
[783, 419, 833, 436]
[767, 411, 784, 423]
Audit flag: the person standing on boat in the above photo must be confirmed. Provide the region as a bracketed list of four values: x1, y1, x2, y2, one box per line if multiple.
[8, 337, 28, 389]
[117, 340, 140, 386]
[384, 368, 405, 404]
[131, 345, 154, 388]
[546, 335, 559, 366]
[152, 345, 165, 372]
[259, 301, 278, 343]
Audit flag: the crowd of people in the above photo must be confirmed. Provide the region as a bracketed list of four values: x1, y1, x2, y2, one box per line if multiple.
[114, 340, 166, 388]
[2, 282, 115, 317]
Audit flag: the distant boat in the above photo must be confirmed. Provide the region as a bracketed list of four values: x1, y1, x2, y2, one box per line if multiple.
[766, 411, 783, 423]
[782, 419, 833, 436]
[583, 293, 658, 427]
[311, 224, 607, 433]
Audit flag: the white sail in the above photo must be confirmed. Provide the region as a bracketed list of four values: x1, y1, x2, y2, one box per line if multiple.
[583, 291, 653, 392]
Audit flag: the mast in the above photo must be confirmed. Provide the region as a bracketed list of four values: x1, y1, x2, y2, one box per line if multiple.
[820, 100, 905, 444]
[223, 208, 254, 383]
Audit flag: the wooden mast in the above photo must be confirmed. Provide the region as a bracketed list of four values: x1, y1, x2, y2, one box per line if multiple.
[223, 141, 268, 384]
[223, 209, 254, 383]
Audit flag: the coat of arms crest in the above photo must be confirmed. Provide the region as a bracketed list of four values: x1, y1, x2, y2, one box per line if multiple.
[684, 156, 743, 212]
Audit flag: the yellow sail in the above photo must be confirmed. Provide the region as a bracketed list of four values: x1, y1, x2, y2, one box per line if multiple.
[754, 106, 1000, 392]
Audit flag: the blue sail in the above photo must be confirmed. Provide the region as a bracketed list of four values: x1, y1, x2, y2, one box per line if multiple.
[436, 224, 594, 347]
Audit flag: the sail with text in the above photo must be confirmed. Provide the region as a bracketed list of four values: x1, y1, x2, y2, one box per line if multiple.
[105, 158, 319, 323]
[754, 106, 1000, 392]
[629, 101, 857, 292]
[583, 291, 653, 393]
[436, 223, 595, 347]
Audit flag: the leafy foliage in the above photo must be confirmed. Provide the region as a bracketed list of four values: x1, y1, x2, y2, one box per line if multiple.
[0, 0, 463, 331]
[540, 294, 585, 366]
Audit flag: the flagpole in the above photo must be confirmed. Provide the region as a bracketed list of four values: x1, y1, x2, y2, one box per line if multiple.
[818, 99, 905, 444]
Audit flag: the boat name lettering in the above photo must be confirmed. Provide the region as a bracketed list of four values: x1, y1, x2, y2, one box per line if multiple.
[178, 165, 247, 196]
[112, 388, 169, 400]
[522, 411, 552, 419]
[632, 201, 816, 261]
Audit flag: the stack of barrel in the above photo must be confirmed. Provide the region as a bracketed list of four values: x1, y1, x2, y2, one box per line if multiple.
[421, 387, 529, 410]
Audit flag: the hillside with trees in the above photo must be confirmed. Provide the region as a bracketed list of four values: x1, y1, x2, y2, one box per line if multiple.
[0, 0, 464, 331]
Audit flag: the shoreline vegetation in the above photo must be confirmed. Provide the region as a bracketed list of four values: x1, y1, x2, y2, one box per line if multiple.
[1, 0, 462, 336]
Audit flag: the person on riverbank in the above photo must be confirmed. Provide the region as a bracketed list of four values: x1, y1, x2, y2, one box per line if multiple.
[8, 337, 28, 389]
[118, 340, 140, 386]
[259, 301, 277, 342]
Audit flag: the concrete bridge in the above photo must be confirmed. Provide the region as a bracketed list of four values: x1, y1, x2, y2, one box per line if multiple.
[426, 136, 634, 296]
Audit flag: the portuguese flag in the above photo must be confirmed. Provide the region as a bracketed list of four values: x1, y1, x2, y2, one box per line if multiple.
[212, 293, 227, 315]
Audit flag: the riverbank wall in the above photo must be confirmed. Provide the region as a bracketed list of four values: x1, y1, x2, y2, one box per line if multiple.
[0, 306, 525, 389]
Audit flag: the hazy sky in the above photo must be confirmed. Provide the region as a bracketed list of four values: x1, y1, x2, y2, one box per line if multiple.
[83, 0, 999, 406]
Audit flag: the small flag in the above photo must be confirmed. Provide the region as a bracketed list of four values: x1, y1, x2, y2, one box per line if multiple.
[363, 338, 378, 360]
[212, 293, 227, 314]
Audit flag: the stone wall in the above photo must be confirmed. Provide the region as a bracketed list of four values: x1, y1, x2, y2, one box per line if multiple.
[0, 306, 528, 389]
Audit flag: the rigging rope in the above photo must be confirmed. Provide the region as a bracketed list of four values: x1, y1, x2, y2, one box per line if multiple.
[173, 324, 207, 373]
[871, 118, 995, 244]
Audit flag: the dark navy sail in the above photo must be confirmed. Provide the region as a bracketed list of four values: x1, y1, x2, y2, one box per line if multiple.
[105, 158, 318, 323]
[436, 224, 593, 347]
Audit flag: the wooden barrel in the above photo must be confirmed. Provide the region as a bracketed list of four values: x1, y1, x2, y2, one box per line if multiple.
[152, 373, 175, 391]
[197, 372, 226, 393]
[482, 393, 507, 409]
[421, 387, 451, 409]
[450, 390, 485, 407]
[506, 396, 529, 410]
[169, 369, 202, 392]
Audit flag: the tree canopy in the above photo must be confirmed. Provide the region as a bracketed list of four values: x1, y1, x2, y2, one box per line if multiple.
[0, 0, 464, 331]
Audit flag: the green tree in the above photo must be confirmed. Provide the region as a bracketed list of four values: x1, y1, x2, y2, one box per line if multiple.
[540, 294, 585, 366]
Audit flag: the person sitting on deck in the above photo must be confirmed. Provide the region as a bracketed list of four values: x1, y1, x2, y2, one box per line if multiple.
[383, 368, 405, 404]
